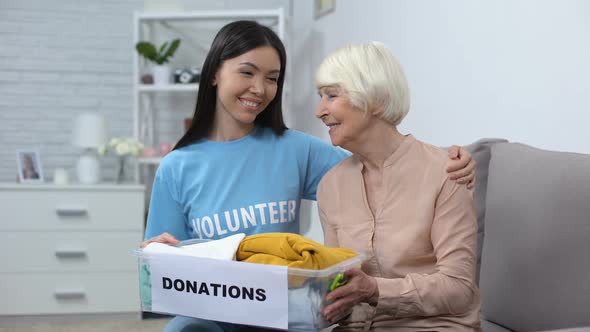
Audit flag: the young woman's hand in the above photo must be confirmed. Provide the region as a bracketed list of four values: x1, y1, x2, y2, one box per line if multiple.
[447, 145, 476, 189]
[322, 268, 379, 323]
[140, 232, 180, 248]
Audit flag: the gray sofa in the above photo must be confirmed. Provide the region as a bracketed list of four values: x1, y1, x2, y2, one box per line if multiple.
[468, 139, 590, 332]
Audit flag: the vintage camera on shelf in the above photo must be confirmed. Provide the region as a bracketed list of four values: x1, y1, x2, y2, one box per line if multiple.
[173, 67, 201, 84]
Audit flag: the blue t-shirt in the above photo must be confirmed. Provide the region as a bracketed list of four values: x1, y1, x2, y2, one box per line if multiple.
[144, 127, 348, 241]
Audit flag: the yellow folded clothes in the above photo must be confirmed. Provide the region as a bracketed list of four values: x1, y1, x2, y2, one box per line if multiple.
[237, 232, 356, 270]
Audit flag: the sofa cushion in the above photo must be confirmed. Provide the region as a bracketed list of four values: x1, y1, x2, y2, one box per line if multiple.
[479, 143, 590, 331]
[534, 328, 590, 332]
[465, 138, 509, 283]
[482, 319, 512, 332]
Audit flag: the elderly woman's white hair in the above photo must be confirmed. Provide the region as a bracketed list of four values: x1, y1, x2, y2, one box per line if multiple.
[315, 42, 410, 126]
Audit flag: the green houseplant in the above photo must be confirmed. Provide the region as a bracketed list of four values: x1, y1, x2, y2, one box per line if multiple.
[135, 38, 181, 85]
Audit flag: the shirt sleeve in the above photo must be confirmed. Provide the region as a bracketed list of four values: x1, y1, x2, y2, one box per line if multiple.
[144, 164, 190, 241]
[374, 178, 479, 317]
[302, 137, 349, 201]
[318, 203, 339, 247]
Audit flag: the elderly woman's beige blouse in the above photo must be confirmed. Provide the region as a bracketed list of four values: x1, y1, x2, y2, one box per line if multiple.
[317, 135, 481, 332]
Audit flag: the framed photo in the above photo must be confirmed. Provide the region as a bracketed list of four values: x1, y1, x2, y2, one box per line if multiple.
[16, 150, 44, 183]
[315, 0, 336, 19]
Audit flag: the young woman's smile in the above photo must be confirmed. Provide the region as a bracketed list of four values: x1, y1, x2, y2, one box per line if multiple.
[238, 97, 263, 112]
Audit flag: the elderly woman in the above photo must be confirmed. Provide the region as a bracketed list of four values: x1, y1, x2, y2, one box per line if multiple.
[315, 42, 481, 331]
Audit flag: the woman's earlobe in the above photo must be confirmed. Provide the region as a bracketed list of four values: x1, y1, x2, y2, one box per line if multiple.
[371, 105, 385, 116]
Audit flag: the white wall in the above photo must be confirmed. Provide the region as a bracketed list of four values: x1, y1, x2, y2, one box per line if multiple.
[291, 0, 590, 242]
[291, 0, 590, 152]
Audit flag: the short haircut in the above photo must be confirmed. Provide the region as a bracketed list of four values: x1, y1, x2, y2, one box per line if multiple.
[315, 42, 410, 126]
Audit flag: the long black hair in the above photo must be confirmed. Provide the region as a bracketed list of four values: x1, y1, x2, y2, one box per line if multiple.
[174, 20, 288, 151]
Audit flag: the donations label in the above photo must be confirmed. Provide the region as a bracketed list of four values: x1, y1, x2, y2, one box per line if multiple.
[149, 254, 288, 329]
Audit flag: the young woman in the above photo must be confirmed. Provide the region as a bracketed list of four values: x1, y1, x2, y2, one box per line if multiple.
[315, 42, 480, 331]
[141, 21, 476, 332]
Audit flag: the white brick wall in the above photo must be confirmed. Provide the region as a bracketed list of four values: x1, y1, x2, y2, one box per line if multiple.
[0, 0, 291, 183]
[0, 0, 143, 182]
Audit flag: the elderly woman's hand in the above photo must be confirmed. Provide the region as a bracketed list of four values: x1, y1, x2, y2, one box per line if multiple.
[447, 145, 476, 189]
[322, 268, 379, 323]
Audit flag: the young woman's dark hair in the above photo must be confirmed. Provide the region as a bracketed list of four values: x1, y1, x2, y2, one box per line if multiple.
[174, 20, 288, 150]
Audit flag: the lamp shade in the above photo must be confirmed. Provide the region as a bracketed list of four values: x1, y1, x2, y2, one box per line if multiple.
[72, 112, 108, 148]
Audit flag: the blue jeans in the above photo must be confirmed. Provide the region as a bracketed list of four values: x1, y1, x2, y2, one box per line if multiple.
[164, 316, 276, 332]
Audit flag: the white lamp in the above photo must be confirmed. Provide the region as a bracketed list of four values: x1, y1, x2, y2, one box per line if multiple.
[72, 112, 108, 184]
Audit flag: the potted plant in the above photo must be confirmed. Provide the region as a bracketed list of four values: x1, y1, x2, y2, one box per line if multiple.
[135, 38, 181, 85]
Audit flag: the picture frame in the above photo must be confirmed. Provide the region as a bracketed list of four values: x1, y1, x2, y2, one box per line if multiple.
[16, 150, 44, 183]
[315, 0, 336, 19]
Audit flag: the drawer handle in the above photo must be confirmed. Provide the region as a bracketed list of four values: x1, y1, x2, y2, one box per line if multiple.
[55, 249, 88, 258]
[54, 289, 86, 299]
[55, 207, 88, 216]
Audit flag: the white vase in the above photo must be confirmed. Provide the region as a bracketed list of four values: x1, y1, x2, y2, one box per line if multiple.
[77, 149, 101, 184]
[152, 65, 170, 85]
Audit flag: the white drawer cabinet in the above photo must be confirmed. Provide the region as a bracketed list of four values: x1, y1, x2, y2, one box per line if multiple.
[0, 183, 145, 319]
[0, 189, 143, 231]
[0, 272, 140, 315]
[0, 232, 141, 272]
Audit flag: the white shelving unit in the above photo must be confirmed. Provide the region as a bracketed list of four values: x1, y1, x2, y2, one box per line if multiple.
[137, 83, 198, 92]
[137, 157, 163, 165]
[132, 9, 288, 171]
